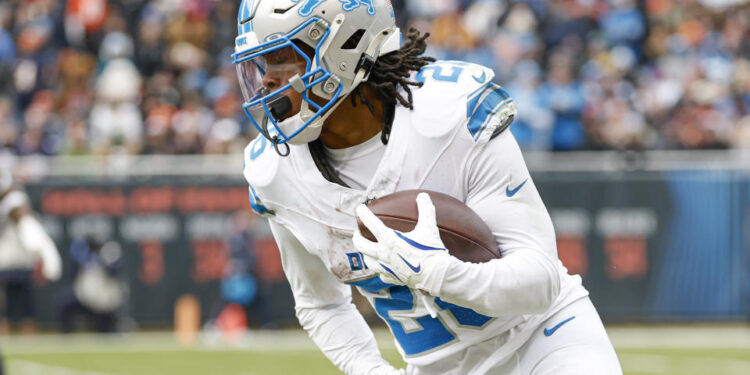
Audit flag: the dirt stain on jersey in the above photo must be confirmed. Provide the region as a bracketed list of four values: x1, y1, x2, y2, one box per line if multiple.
[326, 226, 361, 282]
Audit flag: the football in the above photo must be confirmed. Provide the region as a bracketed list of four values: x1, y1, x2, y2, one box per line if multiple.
[357, 190, 500, 263]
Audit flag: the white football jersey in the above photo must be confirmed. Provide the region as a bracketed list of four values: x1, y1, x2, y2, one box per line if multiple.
[243, 61, 589, 373]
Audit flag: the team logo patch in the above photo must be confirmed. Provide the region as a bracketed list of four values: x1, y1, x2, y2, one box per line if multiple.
[347, 252, 367, 271]
[339, 0, 375, 15]
[292, 0, 327, 17]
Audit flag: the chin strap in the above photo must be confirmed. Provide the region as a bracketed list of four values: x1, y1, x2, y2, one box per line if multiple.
[273, 138, 291, 157]
[258, 111, 291, 157]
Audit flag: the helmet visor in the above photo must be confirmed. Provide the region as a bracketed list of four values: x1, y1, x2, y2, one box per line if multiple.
[235, 45, 309, 110]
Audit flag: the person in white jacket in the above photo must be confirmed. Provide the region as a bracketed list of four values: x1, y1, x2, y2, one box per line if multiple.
[0, 169, 61, 333]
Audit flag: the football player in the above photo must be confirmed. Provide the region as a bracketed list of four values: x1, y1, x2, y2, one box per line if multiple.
[236, 1, 622, 374]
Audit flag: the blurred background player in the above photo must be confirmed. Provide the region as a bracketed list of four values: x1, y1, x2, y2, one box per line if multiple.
[205, 211, 280, 336]
[205, 211, 259, 334]
[0, 169, 61, 334]
[59, 235, 125, 334]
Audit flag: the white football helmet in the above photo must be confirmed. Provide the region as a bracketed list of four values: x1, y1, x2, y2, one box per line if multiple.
[233, 0, 401, 148]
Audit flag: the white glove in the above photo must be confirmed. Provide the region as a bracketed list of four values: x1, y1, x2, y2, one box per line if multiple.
[353, 193, 453, 297]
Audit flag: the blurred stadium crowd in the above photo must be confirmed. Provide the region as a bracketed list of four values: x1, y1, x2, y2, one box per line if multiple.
[0, 0, 748, 155]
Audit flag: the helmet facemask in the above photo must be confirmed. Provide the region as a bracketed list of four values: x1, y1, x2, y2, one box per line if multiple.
[233, 18, 344, 148]
[233, 1, 402, 149]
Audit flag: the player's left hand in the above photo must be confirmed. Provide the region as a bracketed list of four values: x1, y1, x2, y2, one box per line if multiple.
[353, 193, 452, 296]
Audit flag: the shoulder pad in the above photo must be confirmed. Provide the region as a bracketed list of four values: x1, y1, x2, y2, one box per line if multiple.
[408, 61, 516, 142]
[466, 81, 517, 144]
[243, 135, 280, 187]
[243, 135, 280, 217]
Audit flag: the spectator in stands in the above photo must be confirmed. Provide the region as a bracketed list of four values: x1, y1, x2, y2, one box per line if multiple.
[89, 32, 144, 154]
[0, 0, 748, 154]
[0, 99, 20, 157]
[206, 210, 284, 330]
[539, 49, 587, 150]
[207, 211, 260, 329]
[0, 21, 15, 96]
[506, 61, 554, 150]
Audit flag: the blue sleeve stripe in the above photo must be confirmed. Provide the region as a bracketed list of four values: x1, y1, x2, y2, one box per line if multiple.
[348, 276, 396, 293]
[466, 82, 495, 117]
[248, 185, 274, 216]
[467, 85, 513, 140]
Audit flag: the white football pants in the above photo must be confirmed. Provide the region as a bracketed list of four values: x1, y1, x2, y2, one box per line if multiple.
[508, 296, 623, 375]
[407, 297, 623, 375]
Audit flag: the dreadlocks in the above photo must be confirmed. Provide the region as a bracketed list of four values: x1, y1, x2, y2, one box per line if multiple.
[351, 27, 436, 143]
[310, 28, 435, 186]
[361, 28, 436, 109]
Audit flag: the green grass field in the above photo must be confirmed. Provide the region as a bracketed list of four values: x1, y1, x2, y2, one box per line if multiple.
[3, 327, 748, 375]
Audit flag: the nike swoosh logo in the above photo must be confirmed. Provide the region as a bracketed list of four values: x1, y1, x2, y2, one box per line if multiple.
[543, 316, 575, 336]
[473, 71, 487, 83]
[506, 179, 528, 197]
[394, 232, 445, 251]
[398, 254, 421, 273]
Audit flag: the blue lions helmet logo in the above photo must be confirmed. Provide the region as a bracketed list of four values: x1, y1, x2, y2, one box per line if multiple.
[291, 0, 377, 17]
[292, 0, 327, 17]
[339, 0, 376, 15]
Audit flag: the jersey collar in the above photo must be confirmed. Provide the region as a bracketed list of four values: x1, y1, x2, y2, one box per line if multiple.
[290, 106, 409, 218]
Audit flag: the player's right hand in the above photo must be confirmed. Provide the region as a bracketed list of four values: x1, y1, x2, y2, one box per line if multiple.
[353, 193, 452, 297]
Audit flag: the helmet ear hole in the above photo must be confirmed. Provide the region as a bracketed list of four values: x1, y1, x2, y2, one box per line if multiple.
[291, 39, 315, 58]
[341, 29, 366, 50]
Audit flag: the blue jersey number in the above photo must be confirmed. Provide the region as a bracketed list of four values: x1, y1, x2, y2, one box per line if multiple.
[375, 286, 454, 355]
[415, 62, 467, 83]
[373, 286, 492, 355]
[249, 136, 268, 160]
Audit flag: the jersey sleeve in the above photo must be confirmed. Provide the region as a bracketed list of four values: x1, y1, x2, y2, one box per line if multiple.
[268, 221, 398, 375]
[465, 81, 517, 144]
[409, 61, 516, 144]
[433, 130, 561, 316]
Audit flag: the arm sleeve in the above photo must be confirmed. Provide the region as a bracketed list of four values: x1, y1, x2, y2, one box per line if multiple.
[434, 130, 561, 316]
[269, 220, 398, 375]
